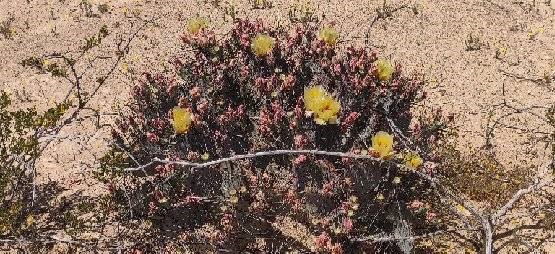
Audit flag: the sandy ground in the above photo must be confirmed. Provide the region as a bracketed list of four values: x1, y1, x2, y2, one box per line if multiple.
[1, 0, 554, 252]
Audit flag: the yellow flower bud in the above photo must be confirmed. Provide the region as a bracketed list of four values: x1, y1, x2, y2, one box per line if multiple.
[251, 34, 275, 57]
[304, 86, 326, 112]
[404, 151, 423, 169]
[187, 17, 208, 35]
[376, 59, 394, 82]
[172, 107, 192, 134]
[303, 86, 341, 125]
[371, 131, 394, 158]
[319, 26, 339, 46]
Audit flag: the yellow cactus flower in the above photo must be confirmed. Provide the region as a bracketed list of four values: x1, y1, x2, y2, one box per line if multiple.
[187, 17, 208, 35]
[319, 26, 339, 46]
[404, 151, 423, 169]
[314, 95, 341, 124]
[172, 107, 192, 134]
[371, 131, 394, 158]
[304, 85, 326, 112]
[251, 34, 275, 57]
[375, 59, 394, 82]
[303, 86, 341, 125]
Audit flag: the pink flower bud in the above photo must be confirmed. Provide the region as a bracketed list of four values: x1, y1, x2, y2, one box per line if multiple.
[426, 211, 437, 222]
[189, 86, 201, 98]
[341, 112, 361, 132]
[155, 165, 165, 174]
[196, 99, 209, 114]
[342, 218, 354, 233]
[315, 232, 331, 251]
[282, 75, 296, 91]
[187, 151, 200, 161]
[147, 132, 159, 143]
[293, 155, 307, 166]
[333, 63, 341, 75]
[331, 243, 344, 254]
[409, 200, 424, 210]
[341, 157, 352, 166]
[152, 118, 165, 131]
[322, 182, 333, 196]
[184, 195, 203, 204]
[294, 134, 307, 148]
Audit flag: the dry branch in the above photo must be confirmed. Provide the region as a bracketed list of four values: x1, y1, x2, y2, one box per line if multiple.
[124, 149, 391, 172]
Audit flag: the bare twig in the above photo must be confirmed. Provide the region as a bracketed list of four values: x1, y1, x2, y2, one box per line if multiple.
[492, 171, 553, 225]
[355, 228, 479, 243]
[37, 17, 156, 152]
[0, 235, 126, 252]
[387, 117, 422, 154]
[364, 1, 412, 47]
[124, 149, 388, 172]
